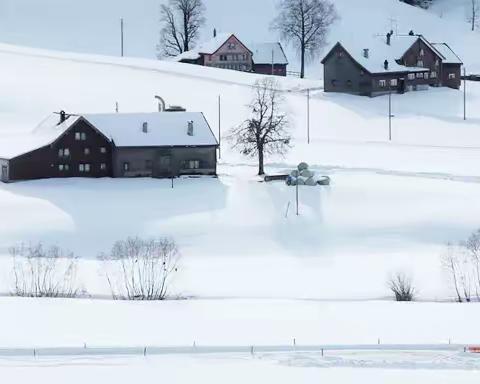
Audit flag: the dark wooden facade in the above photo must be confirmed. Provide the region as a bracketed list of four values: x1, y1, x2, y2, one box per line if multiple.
[2, 116, 218, 183]
[322, 37, 462, 97]
[253, 63, 287, 77]
[4, 119, 112, 182]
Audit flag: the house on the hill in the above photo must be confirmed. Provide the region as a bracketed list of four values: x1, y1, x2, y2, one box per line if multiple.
[0, 111, 218, 183]
[174, 32, 288, 76]
[321, 32, 463, 97]
[250, 42, 289, 76]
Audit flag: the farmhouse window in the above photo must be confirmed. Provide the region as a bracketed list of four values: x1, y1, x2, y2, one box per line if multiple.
[228, 43, 236, 50]
[85, 164, 91, 172]
[416, 60, 424, 67]
[448, 73, 456, 79]
[416, 73, 423, 78]
[123, 162, 130, 172]
[220, 55, 227, 61]
[408, 73, 415, 80]
[84, 148, 90, 155]
[100, 163, 107, 171]
[79, 164, 85, 172]
[81, 132, 87, 141]
[185, 160, 200, 169]
[390, 79, 398, 86]
[100, 147, 107, 154]
[75, 132, 81, 140]
[430, 71, 437, 78]
[58, 164, 64, 171]
[419, 49, 424, 57]
[378, 80, 387, 87]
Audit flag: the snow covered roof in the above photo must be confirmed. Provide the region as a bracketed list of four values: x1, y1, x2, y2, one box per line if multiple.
[322, 33, 461, 75]
[173, 33, 236, 62]
[0, 114, 81, 159]
[83, 112, 218, 147]
[0, 112, 217, 159]
[431, 43, 463, 64]
[250, 42, 288, 65]
[334, 36, 428, 74]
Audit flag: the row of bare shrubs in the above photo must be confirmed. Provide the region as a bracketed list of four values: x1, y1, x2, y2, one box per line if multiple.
[9, 237, 179, 300]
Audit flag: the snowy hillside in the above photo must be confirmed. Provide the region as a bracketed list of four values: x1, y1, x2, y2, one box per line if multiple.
[1, 0, 480, 76]
[1, 1, 480, 381]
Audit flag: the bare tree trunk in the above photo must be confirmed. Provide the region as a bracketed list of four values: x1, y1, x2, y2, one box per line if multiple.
[300, 42, 305, 79]
[183, 12, 189, 51]
[258, 147, 265, 175]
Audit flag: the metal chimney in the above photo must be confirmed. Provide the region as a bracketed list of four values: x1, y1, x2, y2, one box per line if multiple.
[142, 122, 148, 133]
[386, 32, 392, 46]
[187, 120, 194, 136]
[363, 49, 369, 59]
[384, 60, 389, 70]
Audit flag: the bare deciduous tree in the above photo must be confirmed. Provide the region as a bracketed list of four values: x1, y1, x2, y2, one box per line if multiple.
[441, 242, 474, 303]
[388, 272, 415, 301]
[272, 0, 337, 78]
[10, 243, 79, 298]
[99, 237, 180, 300]
[468, 0, 479, 31]
[158, 0, 206, 57]
[228, 78, 291, 176]
[463, 229, 480, 299]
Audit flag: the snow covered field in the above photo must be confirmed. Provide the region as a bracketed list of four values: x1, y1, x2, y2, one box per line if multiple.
[1, 0, 480, 380]
[3, 353, 480, 384]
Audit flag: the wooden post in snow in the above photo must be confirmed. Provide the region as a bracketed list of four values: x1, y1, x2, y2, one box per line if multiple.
[120, 18, 124, 57]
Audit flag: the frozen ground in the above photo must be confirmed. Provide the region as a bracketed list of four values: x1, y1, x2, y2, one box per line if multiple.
[1, 0, 480, 380]
[2, 353, 480, 384]
[0, 165, 479, 300]
[0, 297, 478, 348]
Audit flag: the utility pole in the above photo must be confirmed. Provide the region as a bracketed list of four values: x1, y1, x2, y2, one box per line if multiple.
[296, 181, 299, 216]
[307, 89, 310, 144]
[271, 49, 274, 76]
[388, 88, 393, 141]
[464, 67, 467, 121]
[218, 95, 222, 159]
[120, 18, 124, 57]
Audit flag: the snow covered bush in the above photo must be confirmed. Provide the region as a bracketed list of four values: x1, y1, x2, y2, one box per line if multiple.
[99, 237, 180, 301]
[388, 272, 415, 301]
[10, 243, 79, 298]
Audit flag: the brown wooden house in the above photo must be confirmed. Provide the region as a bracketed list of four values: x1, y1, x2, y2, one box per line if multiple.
[175, 33, 288, 76]
[321, 33, 462, 97]
[0, 111, 218, 183]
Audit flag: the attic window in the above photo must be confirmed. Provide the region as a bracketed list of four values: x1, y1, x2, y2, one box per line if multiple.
[228, 43, 236, 50]
[337, 51, 344, 58]
[419, 49, 424, 57]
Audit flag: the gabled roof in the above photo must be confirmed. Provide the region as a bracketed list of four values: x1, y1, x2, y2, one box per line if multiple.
[321, 40, 427, 75]
[431, 43, 463, 64]
[250, 42, 288, 65]
[83, 112, 218, 147]
[321, 33, 460, 75]
[0, 112, 218, 159]
[174, 33, 252, 62]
